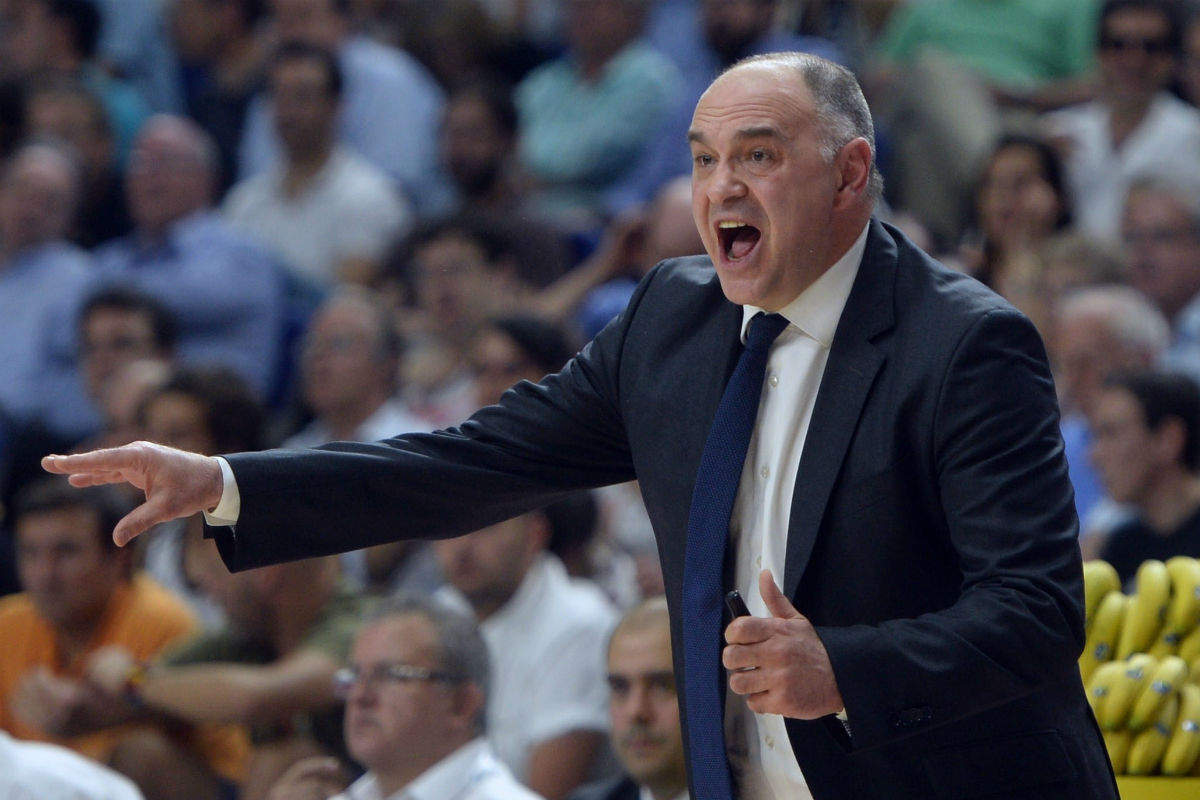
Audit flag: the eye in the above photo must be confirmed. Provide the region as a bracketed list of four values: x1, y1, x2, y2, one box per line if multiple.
[693, 153, 714, 168]
[749, 148, 770, 162]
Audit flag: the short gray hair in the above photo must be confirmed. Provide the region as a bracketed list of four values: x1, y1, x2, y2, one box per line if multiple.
[1058, 285, 1170, 360]
[367, 594, 492, 733]
[727, 51, 884, 203]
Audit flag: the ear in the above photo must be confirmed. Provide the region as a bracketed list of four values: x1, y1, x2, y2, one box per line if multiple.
[524, 511, 552, 557]
[448, 682, 487, 733]
[834, 137, 872, 210]
[1154, 416, 1188, 466]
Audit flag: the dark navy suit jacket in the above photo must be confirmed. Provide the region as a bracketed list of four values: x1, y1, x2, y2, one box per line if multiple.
[213, 220, 1117, 799]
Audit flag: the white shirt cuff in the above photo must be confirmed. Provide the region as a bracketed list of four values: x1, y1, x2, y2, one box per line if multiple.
[202, 457, 241, 526]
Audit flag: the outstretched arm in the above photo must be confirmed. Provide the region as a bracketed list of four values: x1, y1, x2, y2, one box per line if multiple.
[42, 442, 225, 546]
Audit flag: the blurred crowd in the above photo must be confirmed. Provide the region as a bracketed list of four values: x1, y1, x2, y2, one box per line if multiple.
[3, 0, 1200, 798]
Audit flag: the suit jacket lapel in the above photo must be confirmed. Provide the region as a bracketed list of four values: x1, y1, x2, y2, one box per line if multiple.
[783, 219, 898, 599]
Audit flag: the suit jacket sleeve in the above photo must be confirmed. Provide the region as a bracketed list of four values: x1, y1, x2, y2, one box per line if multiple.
[210, 268, 677, 571]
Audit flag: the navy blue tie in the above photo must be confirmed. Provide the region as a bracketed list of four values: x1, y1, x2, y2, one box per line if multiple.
[682, 312, 790, 799]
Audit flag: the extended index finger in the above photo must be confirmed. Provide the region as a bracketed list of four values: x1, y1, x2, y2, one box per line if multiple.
[42, 446, 141, 476]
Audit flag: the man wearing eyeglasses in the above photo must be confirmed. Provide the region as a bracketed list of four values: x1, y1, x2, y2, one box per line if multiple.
[267, 595, 544, 800]
[1044, 0, 1200, 237]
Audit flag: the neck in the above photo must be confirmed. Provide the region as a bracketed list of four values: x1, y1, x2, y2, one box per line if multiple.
[645, 779, 687, 800]
[372, 738, 468, 797]
[1141, 472, 1200, 533]
[323, 391, 389, 441]
[271, 576, 332, 653]
[1108, 95, 1154, 146]
[284, 144, 334, 195]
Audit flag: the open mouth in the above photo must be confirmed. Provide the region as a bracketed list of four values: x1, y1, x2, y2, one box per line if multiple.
[717, 221, 761, 260]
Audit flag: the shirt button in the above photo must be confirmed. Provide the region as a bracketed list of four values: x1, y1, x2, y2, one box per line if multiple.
[759, 466, 769, 479]
[765, 734, 775, 749]
[755, 556, 762, 569]
[769, 374, 779, 388]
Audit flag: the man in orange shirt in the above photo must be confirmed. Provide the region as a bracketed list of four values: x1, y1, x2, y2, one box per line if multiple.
[0, 477, 246, 799]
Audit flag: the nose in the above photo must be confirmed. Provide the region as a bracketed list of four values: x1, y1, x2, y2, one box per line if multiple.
[705, 159, 747, 205]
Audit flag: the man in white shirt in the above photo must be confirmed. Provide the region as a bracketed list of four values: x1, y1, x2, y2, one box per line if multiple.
[434, 507, 618, 800]
[265, 594, 543, 800]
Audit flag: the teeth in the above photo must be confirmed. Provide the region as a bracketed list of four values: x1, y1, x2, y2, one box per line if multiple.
[718, 221, 747, 229]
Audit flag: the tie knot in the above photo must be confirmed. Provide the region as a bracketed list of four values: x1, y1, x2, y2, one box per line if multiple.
[745, 312, 789, 353]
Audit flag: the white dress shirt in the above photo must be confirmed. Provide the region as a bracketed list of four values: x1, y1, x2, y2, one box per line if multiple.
[0, 731, 145, 799]
[331, 738, 544, 800]
[725, 224, 868, 800]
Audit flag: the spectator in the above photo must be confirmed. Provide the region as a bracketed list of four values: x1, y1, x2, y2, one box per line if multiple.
[225, 40, 412, 289]
[958, 133, 1072, 292]
[0, 138, 96, 444]
[87, 553, 370, 800]
[1122, 175, 1200, 385]
[468, 314, 575, 409]
[239, 0, 450, 216]
[1092, 369, 1200, 581]
[1044, 0, 1200, 238]
[0, 0, 151, 163]
[93, 114, 289, 401]
[283, 288, 437, 594]
[0, 477, 246, 800]
[390, 217, 529, 428]
[22, 75, 132, 247]
[266, 594, 545, 800]
[568, 597, 686, 800]
[1050, 286, 1170, 548]
[870, 0, 1099, 245]
[439, 79, 574, 288]
[515, 0, 681, 228]
[75, 287, 177, 451]
[170, 0, 272, 192]
[434, 509, 617, 800]
[138, 365, 265, 629]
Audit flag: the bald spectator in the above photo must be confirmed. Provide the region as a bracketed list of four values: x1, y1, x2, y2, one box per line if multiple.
[224, 41, 412, 289]
[569, 597, 687, 800]
[93, 115, 288, 401]
[435, 511, 617, 800]
[0, 138, 96, 444]
[239, 0, 450, 216]
[515, 0, 681, 228]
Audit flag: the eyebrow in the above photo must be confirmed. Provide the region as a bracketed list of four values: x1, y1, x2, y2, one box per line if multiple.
[687, 125, 786, 146]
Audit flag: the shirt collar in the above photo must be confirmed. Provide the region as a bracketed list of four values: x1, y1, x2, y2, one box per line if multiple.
[739, 222, 869, 347]
[638, 786, 690, 800]
[400, 738, 493, 800]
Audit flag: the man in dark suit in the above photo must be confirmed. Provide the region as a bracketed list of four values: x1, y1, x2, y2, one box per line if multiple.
[570, 597, 688, 800]
[45, 53, 1117, 799]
